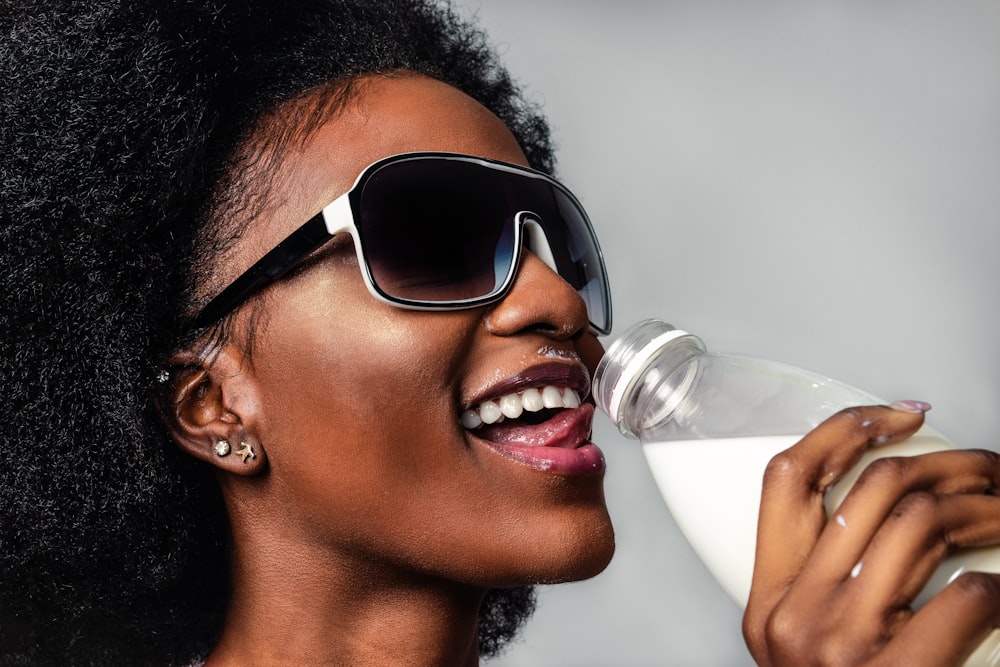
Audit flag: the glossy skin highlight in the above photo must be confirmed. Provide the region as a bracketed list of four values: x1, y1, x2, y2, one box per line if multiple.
[164, 72, 1000, 667]
[169, 73, 614, 666]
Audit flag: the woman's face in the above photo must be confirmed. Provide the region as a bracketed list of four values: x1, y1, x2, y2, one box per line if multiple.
[222, 74, 614, 587]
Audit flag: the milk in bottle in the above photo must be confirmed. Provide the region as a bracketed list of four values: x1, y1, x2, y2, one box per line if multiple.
[593, 319, 1000, 666]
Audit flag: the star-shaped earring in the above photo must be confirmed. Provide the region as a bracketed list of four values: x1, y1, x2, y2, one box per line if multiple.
[237, 441, 256, 463]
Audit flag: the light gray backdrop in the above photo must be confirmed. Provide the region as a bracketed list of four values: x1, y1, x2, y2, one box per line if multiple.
[452, 2, 1000, 665]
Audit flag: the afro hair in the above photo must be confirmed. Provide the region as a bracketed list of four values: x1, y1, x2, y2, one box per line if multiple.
[0, 1, 553, 663]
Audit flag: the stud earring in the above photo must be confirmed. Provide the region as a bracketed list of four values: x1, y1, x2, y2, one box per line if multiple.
[237, 441, 256, 463]
[214, 440, 231, 457]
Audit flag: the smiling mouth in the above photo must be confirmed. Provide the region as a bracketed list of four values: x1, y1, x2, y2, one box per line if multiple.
[460, 385, 582, 429]
[461, 382, 604, 474]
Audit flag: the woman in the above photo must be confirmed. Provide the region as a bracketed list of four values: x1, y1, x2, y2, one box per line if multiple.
[3, 2, 580, 663]
[2, 1, 998, 665]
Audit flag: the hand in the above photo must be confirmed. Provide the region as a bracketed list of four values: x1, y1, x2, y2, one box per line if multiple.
[744, 404, 1000, 666]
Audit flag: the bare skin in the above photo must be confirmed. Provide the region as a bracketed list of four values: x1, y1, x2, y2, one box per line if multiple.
[162, 73, 1000, 666]
[166, 73, 614, 666]
[745, 405, 1000, 665]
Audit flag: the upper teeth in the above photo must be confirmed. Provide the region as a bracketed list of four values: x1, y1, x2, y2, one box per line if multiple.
[461, 386, 581, 429]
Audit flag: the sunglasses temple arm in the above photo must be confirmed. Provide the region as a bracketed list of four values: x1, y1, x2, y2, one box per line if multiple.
[191, 213, 333, 329]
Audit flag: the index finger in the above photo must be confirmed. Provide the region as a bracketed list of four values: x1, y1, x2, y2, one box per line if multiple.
[745, 404, 927, 631]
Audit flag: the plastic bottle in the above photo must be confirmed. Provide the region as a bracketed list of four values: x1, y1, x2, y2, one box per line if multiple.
[593, 319, 1000, 666]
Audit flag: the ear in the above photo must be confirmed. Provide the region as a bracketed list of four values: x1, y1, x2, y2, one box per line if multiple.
[159, 345, 268, 476]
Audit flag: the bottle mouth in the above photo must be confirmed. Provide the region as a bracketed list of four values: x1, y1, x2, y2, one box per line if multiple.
[593, 319, 702, 437]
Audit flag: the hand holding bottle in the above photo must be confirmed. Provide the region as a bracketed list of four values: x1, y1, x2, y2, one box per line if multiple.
[593, 319, 1000, 665]
[744, 404, 1000, 666]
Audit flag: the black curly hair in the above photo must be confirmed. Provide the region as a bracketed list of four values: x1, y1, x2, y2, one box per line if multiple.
[0, 1, 554, 664]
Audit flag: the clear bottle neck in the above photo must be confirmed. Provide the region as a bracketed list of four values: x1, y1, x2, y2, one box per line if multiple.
[593, 319, 706, 438]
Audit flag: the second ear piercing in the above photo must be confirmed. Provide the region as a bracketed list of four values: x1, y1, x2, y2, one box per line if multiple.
[237, 442, 255, 463]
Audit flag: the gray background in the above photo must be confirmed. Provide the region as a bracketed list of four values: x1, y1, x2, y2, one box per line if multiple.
[452, 1, 1000, 665]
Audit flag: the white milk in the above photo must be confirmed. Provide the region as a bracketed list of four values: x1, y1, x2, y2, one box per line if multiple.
[643, 432, 1000, 666]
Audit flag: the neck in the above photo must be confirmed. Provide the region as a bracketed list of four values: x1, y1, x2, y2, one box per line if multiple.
[205, 520, 485, 666]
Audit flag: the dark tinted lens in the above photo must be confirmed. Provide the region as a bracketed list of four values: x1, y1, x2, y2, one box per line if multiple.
[520, 183, 611, 334]
[357, 160, 517, 303]
[554, 190, 611, 333]
[354, 156, 610, 333]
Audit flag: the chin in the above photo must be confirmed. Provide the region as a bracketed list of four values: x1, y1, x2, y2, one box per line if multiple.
[552, 548, 615, 585]
[549, 485, 616, 580]
[561, 521, 616, 583]
[521, 509, 617, 586]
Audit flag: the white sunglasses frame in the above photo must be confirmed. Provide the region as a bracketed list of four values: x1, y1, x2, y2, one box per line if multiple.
[191, 152, 611, 334]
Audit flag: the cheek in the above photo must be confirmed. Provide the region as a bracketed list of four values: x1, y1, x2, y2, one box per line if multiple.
[241, 270, 614, 584]
[250, 311, 465, 533]
[258, 312, 463, 449]
[255, 259, 456, 414]
[249, 271, 472, 491]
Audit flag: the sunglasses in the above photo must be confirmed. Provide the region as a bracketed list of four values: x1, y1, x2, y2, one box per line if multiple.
[192, 152, 612, 335]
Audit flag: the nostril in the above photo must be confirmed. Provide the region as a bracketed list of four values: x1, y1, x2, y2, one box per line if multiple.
[486, 310, 581, 340]
[525, 321, 573, 338]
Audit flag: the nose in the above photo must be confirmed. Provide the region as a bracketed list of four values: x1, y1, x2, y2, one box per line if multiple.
[484, 246, 590, 339]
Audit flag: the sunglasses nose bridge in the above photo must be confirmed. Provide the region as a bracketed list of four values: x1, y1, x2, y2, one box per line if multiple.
[517, 213, 557, 274]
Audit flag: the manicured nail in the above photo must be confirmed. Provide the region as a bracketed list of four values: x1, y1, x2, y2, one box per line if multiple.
[889, 400, 932, 413]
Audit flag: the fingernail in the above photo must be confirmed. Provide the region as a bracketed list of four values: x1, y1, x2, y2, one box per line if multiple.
[889, 400, 932, 413]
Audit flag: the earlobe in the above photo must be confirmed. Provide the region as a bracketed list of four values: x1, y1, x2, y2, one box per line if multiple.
[158, 347, 268, 477]
[211, 437, 262, 466]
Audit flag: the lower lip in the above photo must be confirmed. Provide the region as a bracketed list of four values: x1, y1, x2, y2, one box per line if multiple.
[471, 404, 606, 475]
